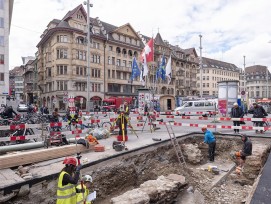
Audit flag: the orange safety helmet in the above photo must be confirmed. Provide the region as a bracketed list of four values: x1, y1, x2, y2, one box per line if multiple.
[63, 157, 77, 166]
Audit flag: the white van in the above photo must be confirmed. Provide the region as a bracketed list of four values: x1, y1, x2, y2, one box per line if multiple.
[174, 100, 217, 116]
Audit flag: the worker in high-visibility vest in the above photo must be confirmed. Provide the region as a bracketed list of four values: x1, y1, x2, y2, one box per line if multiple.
[56, 157, 82, 204]
[116, 101, 130, 141]
[76, 175, 93, 204]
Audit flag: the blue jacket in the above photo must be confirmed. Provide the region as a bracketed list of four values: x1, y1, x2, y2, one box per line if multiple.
[204, 130, 216, 144]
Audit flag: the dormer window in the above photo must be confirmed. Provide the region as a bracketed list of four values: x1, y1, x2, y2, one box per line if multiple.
[77, 14, 83, 19]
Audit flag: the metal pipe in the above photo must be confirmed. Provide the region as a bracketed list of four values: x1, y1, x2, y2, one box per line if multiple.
[0, 138, 82, 154]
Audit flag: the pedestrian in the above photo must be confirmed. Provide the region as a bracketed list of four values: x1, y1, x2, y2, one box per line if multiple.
[76, 175, 94, 204]
[230, 102, 244, 134]
[251, 102, 268, 133]
[234, 134, 252, 169]
[244, 102, 248, 116]
[2, 105, 18, 119]
[52, 108, 60, 122]
[201, 126, 216, 162]
[56, 157, 82, 204]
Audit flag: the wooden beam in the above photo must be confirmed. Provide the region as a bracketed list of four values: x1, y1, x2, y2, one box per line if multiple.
[0, 144, 88, 170]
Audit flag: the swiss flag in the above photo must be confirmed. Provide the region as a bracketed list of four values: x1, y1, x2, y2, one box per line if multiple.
[140, 38, 154, 63]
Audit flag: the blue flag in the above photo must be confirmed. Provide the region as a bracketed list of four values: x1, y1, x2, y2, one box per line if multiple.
[131, 57, 140, 81]
[156, 55, 166, 81]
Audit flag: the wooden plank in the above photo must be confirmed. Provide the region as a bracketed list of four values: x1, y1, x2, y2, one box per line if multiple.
[0, 144, 88, 170]
[0, 168, 25, 188]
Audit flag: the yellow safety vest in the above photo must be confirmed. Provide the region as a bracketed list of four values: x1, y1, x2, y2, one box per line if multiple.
[56, 171, 76, 204]
[76, 184, 91, 204]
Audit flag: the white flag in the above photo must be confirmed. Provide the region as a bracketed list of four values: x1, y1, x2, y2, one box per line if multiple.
[165, 55, 172, 84]
[143, 53, 148, 77]
[140, 54, 148, 86]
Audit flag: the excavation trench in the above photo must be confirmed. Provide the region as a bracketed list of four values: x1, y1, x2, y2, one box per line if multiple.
[2, 134, 270, 204]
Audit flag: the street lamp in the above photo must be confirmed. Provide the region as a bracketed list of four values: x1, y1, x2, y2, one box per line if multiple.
[199, 34, 203, 99]
[83, 0, 93, 111]
[243, 55, 246, 100]
[266, 67, 269, 98]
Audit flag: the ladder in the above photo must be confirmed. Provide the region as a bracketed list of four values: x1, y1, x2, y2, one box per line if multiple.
[165, 122, 187, 168]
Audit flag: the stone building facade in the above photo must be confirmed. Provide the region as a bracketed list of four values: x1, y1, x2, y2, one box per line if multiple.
[36, 4, 198, 111]
[245, 65, 270, 99]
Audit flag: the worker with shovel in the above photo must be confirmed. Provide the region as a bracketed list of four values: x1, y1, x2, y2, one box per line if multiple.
[76, 175, 95, 204]
[56, 157, 82, 204]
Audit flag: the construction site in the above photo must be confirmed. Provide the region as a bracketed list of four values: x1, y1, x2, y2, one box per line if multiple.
[0, 110, 271, 204]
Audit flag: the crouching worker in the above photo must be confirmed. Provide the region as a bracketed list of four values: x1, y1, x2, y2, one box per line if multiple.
[235, 134, 252, 169]
[76, 175, 94, 204]
[56, 157, 82, 204]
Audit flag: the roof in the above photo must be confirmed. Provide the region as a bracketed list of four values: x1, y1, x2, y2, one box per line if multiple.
[155, 33, 165, 46]
[202, 57, 238, 71]
[183, 48, 198, 58]
[245, 65, 267, 75]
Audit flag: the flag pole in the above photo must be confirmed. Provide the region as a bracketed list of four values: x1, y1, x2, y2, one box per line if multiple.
[131, 57, 134, 94]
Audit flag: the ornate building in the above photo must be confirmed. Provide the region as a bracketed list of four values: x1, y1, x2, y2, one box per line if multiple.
[36, 4, 198, 111]
[245, 65, 270, 99]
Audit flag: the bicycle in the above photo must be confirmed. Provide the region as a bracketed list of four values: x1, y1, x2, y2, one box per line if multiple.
[253, 120, 270, 133]
[84, 114, 112, 131]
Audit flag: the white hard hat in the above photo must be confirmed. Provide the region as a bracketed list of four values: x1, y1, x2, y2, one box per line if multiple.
[233, 102, 238, 106]
[83, 175, 92, 183]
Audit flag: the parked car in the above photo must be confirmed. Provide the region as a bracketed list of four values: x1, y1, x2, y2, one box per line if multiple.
[17, 104, 28, 112]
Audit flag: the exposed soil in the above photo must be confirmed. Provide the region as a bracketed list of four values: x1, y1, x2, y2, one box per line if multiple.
[5, 135, 269, 204]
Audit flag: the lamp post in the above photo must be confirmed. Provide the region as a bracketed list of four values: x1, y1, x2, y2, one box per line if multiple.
[243, 55, 246, 100]
[84, 0, 93, 111]
[266, 67, 269, 98]
[199, 35, 203, 99]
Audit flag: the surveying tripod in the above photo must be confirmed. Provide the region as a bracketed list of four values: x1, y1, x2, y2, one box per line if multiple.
[110, 112, 139, 138]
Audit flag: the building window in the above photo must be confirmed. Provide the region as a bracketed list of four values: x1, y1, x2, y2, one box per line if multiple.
[76, 83, 86, 91]
[57, 65, 68, 75]
[76, 37, 85, 44]
[57, 49, 68, 59]
[0, 73, 4, 81]
[116, 71, 121, 79]
[117, 59, 120, 66]
[108, 57, 111, 65]
[76, 66, 86, 76]
[91, 68, 101, 78]
[0, 18, 3, 28]
[57, 35, 68, 43]
[91, 55, 100, 63]
[128, 61, 132, 68]
[108, 83, 121, 92]
[92, 42, 100, 49]
[109, 46, 113, 51]
[112, 57, 115, 65]
[0, 36, 4, 46]
[91, 83, 101, 92]
[0, 54, 4, 64]
[122, 60, 126, 67]
[76, 50, 86, 60]
[57, 81, 68, 90]
[47, 68, 52, 77]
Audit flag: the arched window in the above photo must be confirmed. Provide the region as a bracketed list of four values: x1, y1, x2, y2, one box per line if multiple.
[116, 47, 121, 54]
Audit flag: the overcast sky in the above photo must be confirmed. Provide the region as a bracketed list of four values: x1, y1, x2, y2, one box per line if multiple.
[9, 0, 271, 69]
